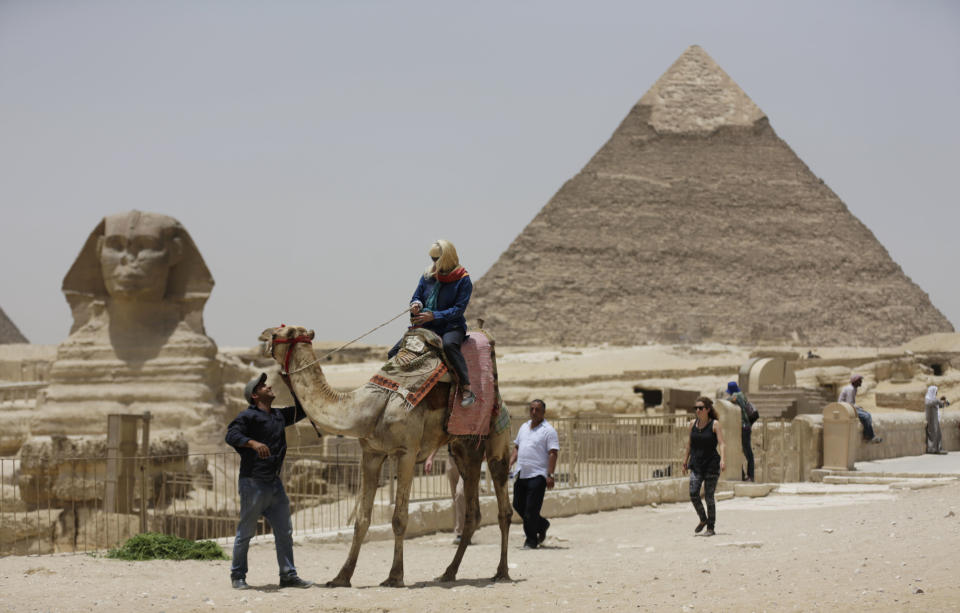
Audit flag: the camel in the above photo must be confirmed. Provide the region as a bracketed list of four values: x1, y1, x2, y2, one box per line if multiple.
[258, 325, 513, 587]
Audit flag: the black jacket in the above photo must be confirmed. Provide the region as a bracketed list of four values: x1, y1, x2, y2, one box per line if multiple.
[225, 399, 308, 481]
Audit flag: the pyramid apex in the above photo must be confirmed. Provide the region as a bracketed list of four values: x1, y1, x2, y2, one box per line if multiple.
[638, 45, 765, 133]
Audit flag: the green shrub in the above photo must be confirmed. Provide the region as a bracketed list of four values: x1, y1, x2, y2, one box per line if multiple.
[106, 533, 229, 561]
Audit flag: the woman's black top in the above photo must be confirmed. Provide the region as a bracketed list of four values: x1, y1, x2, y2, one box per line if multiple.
[689, 418, 721, 475]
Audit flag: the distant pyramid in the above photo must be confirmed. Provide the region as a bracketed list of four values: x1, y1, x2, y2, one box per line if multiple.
[470, 46, 953, 346]
[0, 307, 28, 344]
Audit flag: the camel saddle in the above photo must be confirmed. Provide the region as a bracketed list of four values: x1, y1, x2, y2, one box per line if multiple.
[368, 328, 508, 437]
[368, 328, 451, 409]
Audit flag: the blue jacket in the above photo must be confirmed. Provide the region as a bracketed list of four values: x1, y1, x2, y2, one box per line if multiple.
[410, 273, 472, 335]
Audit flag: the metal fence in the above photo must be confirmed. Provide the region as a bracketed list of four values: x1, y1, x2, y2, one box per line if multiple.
[1, 414, 697, 557]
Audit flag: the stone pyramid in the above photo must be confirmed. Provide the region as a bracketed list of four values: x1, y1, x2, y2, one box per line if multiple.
[470, 46, 953, 346]
[0, 306, 28, 344]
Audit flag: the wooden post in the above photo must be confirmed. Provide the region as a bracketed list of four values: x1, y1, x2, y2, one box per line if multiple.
[139, 411, 151, 533]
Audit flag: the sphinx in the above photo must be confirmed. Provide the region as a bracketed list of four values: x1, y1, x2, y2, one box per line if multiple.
[36, 211, 225, 445]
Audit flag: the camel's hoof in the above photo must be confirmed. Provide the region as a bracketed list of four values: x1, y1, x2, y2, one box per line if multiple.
[491, 571, 511, 582]
[379, 577, 404, 588]
[438, 572, 457, 583]
[326, 578, 351, 588]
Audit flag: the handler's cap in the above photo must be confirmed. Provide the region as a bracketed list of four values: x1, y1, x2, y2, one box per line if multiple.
[850, 374, 864, 384]
[244, 373, 268, 405]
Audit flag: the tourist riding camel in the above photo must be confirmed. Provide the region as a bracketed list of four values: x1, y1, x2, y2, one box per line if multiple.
[389, 239, 476, 407]
[259, 324, 513, 587]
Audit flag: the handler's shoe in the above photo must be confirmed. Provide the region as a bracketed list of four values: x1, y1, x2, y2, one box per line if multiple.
[279, 576, 314, 589]
[538, 520, 550, 544]
[694, 521, 707, 534]
[461, 390, 476, 407]
[231, 578, 250, 590]
[703, 528, 716, 537]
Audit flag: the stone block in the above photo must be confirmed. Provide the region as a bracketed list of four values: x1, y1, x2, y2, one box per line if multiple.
[575, 487, 600, 516]
[595, 485, 619, 511]
[542, 488, 579, 519]
[613, 484, 633, 509]
[659, 478, 689, 503]
[732, 483, 776, 497]
[54, 508, 146, 553]
[0, 512, 57, 555]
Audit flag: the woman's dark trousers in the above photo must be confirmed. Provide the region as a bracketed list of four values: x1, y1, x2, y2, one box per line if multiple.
[689, 470, 719, 530]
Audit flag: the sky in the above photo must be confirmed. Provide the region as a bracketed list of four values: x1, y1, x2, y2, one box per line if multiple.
[1, 1, 958, 349]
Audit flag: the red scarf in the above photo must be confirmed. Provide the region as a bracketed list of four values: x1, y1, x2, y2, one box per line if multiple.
[436, 267, 468, 283]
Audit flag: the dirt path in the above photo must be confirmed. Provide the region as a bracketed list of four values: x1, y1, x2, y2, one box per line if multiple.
[2, 480, 958, 612]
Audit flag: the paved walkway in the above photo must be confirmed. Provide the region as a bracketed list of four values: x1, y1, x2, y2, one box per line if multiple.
[854, 450, 960, 475]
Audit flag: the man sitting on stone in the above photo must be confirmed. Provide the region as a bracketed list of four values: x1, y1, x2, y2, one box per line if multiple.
[837, 374, 882, 444]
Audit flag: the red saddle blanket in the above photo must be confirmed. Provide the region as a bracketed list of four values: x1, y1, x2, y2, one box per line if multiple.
[447, 331, 498, 437]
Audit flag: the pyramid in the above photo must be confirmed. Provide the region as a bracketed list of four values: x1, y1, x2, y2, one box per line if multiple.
[470, 46, 953, 347]
[0, 306, 28, 344]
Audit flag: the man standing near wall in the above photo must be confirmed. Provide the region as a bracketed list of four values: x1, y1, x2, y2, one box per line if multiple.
[510, 399, 559, 549]
[225, 373, 314, 590]
[838, 374, 883, 444]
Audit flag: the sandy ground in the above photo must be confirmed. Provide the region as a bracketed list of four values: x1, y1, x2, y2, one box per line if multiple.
[2, 478, 958, 613]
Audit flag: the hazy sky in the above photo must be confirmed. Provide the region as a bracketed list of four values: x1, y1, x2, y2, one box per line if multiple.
[2, 1, 958, 348]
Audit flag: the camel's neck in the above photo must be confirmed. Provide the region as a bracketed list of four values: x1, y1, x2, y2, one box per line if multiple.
[284, 344, 378, 437]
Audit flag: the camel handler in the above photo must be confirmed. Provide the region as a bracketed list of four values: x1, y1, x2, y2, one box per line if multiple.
[225, 372, 314, 590]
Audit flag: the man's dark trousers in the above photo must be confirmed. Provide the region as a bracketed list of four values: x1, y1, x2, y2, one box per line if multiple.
[513, 475, 549, 547]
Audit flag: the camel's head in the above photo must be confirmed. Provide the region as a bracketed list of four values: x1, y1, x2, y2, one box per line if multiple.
[258, 325, 315, 361]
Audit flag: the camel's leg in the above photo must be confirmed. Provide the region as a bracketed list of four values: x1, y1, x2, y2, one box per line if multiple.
[486, 431, 513, 582]
[328, 451, 385, 588]
[440, 439, 484, 582]
[381, 451, 417, 587]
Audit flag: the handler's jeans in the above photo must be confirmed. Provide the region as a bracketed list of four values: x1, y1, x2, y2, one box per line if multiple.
[513, 475, 549, 547]
[231, 477, 297, 580]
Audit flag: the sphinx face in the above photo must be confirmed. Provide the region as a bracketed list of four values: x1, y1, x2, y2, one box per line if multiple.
[99, 212, 181, 302]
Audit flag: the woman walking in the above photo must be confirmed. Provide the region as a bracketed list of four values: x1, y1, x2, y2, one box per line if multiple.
[683, 397, 726, 536]
[925, 385, 946, 454]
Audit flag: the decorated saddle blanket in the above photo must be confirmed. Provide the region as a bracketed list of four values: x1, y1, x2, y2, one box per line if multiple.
[447, 330, 508, 437]
[368, 328, 448, 409]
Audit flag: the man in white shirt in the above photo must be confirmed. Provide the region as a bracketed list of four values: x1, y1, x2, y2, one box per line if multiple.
[838, 374, 882, 444]
[509, 399, 559, 549]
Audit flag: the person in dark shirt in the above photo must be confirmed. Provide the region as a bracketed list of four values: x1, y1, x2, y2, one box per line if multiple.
[225, 372, 313, 590]
[682, 397, 726, 537]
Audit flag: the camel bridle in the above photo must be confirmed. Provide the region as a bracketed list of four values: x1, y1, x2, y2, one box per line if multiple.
[270, 331, 315, 375]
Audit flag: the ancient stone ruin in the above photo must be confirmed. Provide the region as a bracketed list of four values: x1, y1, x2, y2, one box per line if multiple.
[32, 210, 234, 447]
[469, 45, 954, 347]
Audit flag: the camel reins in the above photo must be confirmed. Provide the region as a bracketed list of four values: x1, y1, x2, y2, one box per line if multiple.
[272, 307, 414, 375]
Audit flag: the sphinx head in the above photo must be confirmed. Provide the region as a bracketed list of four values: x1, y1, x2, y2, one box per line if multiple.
[62, 210, 214, 334]
[97, 211, 183, 302]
